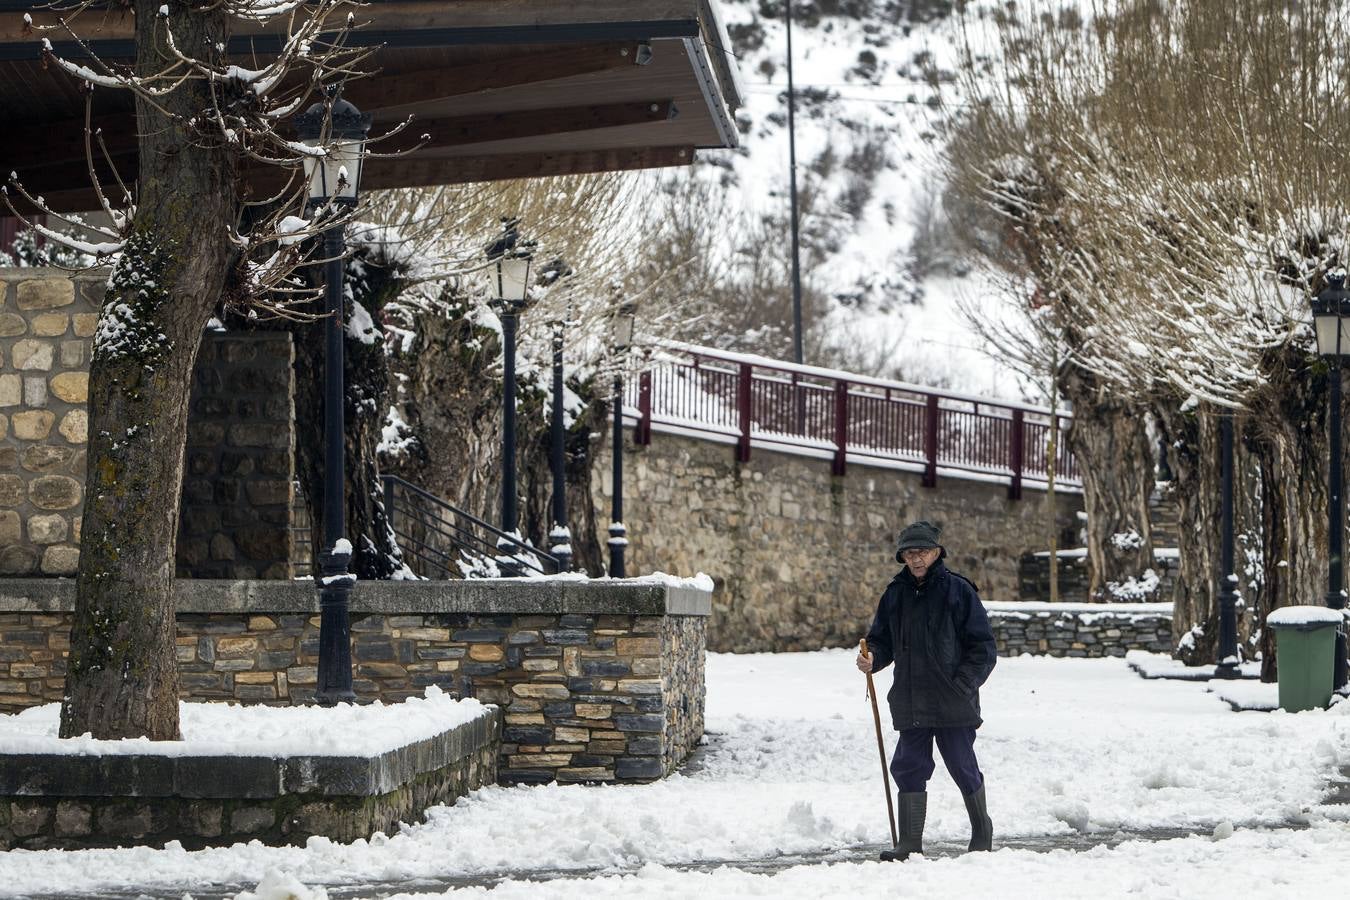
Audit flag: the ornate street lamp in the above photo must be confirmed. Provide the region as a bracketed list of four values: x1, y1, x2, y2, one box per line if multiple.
[486, 219, 535, 577]
[1311, 268, 1350, 690]
[549, 318, 573, 572]
[609, 300, 637, 578]
[294, 92, 372, 705]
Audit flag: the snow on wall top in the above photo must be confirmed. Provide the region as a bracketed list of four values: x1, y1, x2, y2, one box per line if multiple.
[0, 686, 489, 758]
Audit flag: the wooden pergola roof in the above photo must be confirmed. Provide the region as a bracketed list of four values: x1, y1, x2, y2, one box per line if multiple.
[0, 0, 743, 213]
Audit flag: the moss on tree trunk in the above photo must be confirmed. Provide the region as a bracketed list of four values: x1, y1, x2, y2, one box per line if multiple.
[60, 1, 235, 740]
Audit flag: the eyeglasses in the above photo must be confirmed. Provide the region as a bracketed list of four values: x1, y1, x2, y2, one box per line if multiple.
[900, 548, 938, 561]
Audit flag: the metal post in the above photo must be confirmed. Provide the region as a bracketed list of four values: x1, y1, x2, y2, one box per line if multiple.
[922, 394, 939, 488]
[832, 379, 848, 476]
[609, 373, 627, 578]
[1215, 411, 1239, 679]
[736, 363, 752, 463]
[1008, 408, 1025, 501]
[498, 308, 522, 577]
[1330, 348, 1347, 690]
[636, 370, 653, 446]
[785, 0, 804, 366]
[550, 325, 572, 573]
[315, 224, 355, 705]
[382, 475, 395, 537]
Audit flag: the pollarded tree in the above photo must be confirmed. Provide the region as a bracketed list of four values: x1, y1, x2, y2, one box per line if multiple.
[7, 0, 386, 739]
[945, 0, 1350, 673]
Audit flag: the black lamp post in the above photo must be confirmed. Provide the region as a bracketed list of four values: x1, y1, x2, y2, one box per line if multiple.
[549, 319, 573, 572]
[294, 93, 372, 705]
[487, 219, 534, 578]
[1311, 267, 1350, 691]
[1214, 411, 1240, 679]
[608, 301, 637, 578]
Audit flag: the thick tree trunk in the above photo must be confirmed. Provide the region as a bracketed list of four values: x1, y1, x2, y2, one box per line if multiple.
[1250, 348, 1336, 682]
[61, 3, 234, 739]
[388, 307, 502, 550]
[1061, 372, 1156, 600]
[1156, 405, 1221, 663]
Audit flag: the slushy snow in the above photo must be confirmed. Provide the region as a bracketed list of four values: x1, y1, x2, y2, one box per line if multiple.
[2, 651, 1349, 898]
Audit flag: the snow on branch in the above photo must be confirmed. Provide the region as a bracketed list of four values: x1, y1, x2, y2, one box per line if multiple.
[10, 0, 426, 320]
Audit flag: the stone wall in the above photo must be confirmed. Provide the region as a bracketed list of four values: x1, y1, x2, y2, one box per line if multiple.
[595, 431, 1084, 653]
[988, 602, 1173, 657]
[0, 709, 499, 850]
[0, 270, 97, 577]
[0, 578, 709, 785]
[0, 267, 295, 579]
[1017, 551, 1178, 604]
[177, 332, 295, 579]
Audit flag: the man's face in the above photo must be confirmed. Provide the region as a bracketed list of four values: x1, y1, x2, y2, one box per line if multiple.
[900, 546, 940, 579]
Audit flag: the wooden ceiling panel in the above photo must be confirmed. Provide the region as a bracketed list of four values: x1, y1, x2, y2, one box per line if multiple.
[0, 0, 737, 212]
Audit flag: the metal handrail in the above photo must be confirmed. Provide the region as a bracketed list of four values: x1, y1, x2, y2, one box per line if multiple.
[381, 474, 560, 578]
[628, 343, 1081, 494]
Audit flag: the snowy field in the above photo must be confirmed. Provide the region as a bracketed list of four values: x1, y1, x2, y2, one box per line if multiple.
[4, 651, 1350, 898]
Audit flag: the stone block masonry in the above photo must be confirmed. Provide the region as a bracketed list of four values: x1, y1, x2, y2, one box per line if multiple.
[177, 331, 295, 579]
[0, 708, 499, 850]
[594, 431, 1084, 653]
[0, 578, 709, 786]
[988, 602, 1173, 658]
[0, 268, 296, 580]
[0, 270, 97, 578]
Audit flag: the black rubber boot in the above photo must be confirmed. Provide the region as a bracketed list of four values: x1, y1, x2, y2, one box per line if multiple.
[879, 792, 926, 861]
[964, 784, 993, 852]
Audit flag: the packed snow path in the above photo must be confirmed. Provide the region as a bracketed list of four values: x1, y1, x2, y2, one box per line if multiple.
[4, 651, 1350, 898]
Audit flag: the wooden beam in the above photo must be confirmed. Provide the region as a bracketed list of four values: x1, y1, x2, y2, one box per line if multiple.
[0, 0, 701, 55]
[405, 100, 678, 151]
[344, 43, 642, 112]
[21, 145, 697, 214]
[10, 99, 677, 178]
[307, 144, 698, 189]
[8, 36, 656, 170]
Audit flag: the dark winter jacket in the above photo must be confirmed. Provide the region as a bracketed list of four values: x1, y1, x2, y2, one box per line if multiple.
[864, 557, 997, 730]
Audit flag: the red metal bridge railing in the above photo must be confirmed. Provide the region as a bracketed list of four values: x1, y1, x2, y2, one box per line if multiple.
[626, 343, 1079, 497]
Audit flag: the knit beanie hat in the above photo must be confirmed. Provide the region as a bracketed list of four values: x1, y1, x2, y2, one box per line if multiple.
[895, 520, 942, 563]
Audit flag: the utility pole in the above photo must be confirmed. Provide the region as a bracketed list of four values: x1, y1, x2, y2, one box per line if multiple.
[785, 0, 804, 365]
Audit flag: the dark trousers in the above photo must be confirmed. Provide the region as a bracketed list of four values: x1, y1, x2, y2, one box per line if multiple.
[890, 727, 984, 795]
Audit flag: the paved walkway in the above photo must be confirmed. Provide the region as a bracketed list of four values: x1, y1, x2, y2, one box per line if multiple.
[30, 822, 1314, 900]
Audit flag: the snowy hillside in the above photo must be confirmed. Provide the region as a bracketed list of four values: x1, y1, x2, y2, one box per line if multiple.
[705, 1, 1031, 399]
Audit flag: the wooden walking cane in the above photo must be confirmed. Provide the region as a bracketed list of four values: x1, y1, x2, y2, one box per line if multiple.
[861, 638, 899, 849]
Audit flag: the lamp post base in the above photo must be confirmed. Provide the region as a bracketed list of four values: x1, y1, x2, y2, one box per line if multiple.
[314, 544, 356, 705]
[608, 522, 627, 579]
[496, 536, 524, 579]
[1212, 661, 1242, 680]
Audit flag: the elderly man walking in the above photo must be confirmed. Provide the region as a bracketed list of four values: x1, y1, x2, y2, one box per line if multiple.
[856, 520, 997, 861]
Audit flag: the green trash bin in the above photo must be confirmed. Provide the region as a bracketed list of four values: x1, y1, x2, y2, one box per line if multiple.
[1267, 605, 1343, 712]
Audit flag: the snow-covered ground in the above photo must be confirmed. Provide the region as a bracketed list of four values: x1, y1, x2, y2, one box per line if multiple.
[0, 687, 486, 758]
[3, 650, 1349, 898]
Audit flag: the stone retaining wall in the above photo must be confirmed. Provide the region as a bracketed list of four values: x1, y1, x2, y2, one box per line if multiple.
[0, 270, 97, 578]
[987, 603, 1173, 658]
[0, 708, 499, 850]
[0, 578, 709, 785]
[0, 267, 296, 580]
[1016, 552, 1179, 603]
[594, 431, 1084, 653]
[177, 331, 295, 579]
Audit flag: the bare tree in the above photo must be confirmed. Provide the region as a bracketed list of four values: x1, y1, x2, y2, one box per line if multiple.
[943, 0, 1350, 671]
[7, 0, 400, 739]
